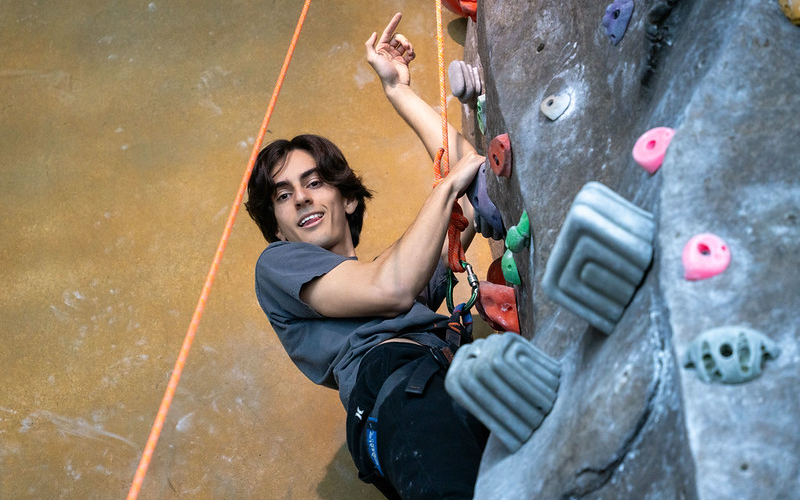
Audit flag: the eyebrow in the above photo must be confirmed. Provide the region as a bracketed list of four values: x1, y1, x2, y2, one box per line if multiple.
[273, 167, 319, 193]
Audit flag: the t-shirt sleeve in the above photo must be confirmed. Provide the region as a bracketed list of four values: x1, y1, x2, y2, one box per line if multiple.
[255, 241, 352, 321]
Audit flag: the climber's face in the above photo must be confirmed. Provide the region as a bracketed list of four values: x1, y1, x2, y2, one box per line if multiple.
[271, 149, 358, 257]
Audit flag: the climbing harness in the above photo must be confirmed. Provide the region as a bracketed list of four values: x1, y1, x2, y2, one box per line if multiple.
[125, 1, 312, 498]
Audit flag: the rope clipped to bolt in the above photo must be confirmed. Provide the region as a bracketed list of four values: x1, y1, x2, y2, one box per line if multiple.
[433, 0, 479, 312]
[125, 1, 312, 498]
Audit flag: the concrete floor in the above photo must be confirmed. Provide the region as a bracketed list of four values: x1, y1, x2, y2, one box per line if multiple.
[0, 1, 490, 498]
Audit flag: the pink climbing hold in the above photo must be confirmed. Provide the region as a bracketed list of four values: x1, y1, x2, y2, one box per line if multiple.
[489, 134, 512, 177]
[632, 127, 675, 174]
[476, 281, 520, 334]
[682, 233, 731, 280]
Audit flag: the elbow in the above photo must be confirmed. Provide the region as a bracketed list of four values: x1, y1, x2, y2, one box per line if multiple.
[379, 287, 418, 317]
[386, 294, 417, 317]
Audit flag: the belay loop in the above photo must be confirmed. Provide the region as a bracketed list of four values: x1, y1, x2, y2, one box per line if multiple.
[446, 260, 480, 314]
[444, 302, 474, 353]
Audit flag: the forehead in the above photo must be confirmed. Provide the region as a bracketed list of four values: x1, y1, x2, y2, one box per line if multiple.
[270, 149, 316, 182]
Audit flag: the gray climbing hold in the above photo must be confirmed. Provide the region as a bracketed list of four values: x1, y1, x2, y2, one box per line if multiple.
[448, 60, 484, 104]
[459, 61, 476, 101]
[448, 60, 466, 98]
[684, 326, 780, 384]
[444, 332, 561, 452]
[466, 161, 504, 240]
[542, 182, 655, 334]
[602, 0, 635, 45]
[540, 93, 571, 121]
[471, 65, 482, 96]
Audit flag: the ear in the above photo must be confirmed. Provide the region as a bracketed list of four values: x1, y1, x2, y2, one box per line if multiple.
[345, 197, 358, 215]
[275, 227, 286, 241]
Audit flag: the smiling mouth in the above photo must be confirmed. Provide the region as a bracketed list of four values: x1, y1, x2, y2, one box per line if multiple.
[298, 212, 323, 227]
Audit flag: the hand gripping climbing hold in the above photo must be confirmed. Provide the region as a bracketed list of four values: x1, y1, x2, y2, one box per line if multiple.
[476, 281, 520, 333]
[505, 211, 530, 253]
[501, 249, 521, 285]
[489, 134, 512, 177]
[445, 332, 561, 452]
[779, 0, 800, 25]
[540, 93, 571, 121]
[466, 161, 505, 240]
[682, 233, 731, 280]
[632, 127, 675, 174]
[542, 182, 655, 334]
[602, 0, 635, 45]
[684, 326, 780, 384]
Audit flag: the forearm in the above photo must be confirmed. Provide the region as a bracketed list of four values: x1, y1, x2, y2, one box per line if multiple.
[383, 83, 475, 164]
[303, 174, 463, 318]
[373, 175, 461, 309]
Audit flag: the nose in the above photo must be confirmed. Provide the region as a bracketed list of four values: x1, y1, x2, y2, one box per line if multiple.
[293, 187, 312, 207]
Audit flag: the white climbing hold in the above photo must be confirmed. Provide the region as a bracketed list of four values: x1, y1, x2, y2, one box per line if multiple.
[540, 93, 571, 121]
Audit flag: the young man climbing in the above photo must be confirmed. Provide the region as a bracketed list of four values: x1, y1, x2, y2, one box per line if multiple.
[246, 13, 488, 500]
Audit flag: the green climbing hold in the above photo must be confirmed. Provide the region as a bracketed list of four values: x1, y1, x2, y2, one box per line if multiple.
[477, 95, 487, 135]
[501, 249, 521, 285]
[684, 326, 780, 384]
[505, 212, 530, 253]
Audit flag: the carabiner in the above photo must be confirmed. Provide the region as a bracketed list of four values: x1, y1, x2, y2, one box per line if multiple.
[446, 260, 480, 314]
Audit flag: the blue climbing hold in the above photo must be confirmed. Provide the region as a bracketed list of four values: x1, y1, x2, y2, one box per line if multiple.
[466, 161, 505, 240]
[603, 0, 635, 45]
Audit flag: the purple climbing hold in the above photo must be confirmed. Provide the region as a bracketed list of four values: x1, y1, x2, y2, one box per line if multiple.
[602, 0, 635, 46]
[466, 161, 505, 240]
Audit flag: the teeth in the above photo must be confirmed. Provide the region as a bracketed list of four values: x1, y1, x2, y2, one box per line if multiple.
[299, 213, 321, 227]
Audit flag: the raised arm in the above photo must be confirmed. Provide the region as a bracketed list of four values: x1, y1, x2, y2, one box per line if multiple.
[365, 13, 476, 165]
[366, 13, 479, 260]
[299, 14, 485, 319]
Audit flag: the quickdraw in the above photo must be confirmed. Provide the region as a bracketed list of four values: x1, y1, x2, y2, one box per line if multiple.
[446, 260, 480, 314]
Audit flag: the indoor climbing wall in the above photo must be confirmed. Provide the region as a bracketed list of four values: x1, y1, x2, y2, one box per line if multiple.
[449, 0, 800, 498]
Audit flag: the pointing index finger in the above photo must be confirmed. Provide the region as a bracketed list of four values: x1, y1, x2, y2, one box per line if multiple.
[378, 12, 403, 44]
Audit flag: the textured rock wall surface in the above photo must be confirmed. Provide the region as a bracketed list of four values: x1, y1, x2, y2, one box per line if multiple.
[464, 0, 800, 498]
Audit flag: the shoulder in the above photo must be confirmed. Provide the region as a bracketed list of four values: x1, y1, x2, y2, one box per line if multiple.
[255, 241, 357, 319]
[258, 241, 353, 273]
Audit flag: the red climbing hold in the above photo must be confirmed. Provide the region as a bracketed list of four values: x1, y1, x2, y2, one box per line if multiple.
[682, 233, 731, 280]
[489, 134, 512, 177]
[441, 0, 478, 22]
[486, 256, 506, 285]
[476, 281, 520, 334]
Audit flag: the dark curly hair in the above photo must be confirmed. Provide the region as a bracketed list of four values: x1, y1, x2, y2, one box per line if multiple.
[245, 134, 373, 247]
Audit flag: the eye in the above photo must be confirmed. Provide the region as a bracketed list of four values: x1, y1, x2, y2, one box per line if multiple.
[275, 192, 291, 202]
[307, 178, 322, 189]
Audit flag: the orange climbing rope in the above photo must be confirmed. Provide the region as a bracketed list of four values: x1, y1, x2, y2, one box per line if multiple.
[124, 1, 312, 498]
[433, 0, 467, 273]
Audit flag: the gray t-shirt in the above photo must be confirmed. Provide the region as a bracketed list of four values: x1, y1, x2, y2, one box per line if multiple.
[255, 241, 451, 408]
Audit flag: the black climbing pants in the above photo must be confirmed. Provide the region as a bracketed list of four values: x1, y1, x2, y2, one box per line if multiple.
[346, 342, 489, 500]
